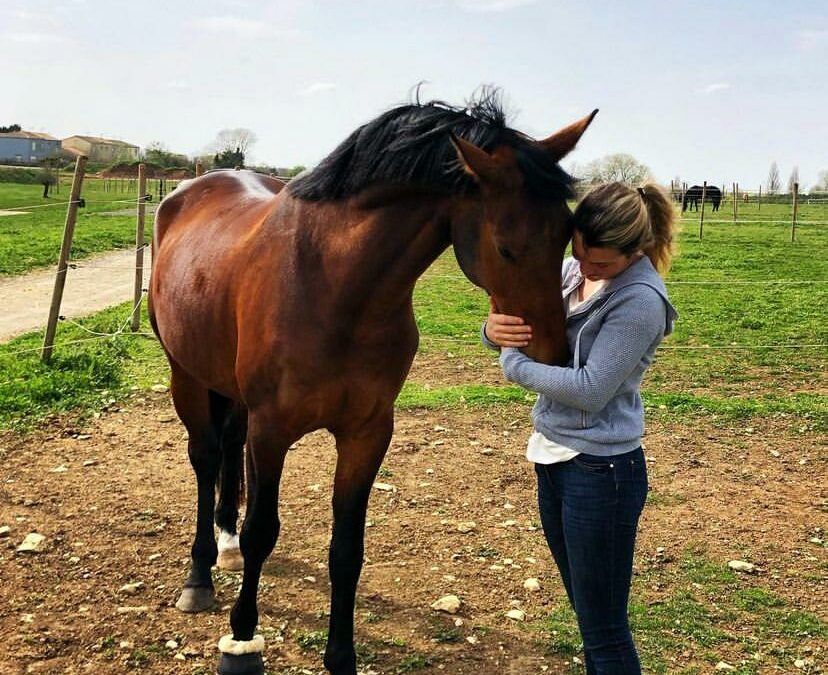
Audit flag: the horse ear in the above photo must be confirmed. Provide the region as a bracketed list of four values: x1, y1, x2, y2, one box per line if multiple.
[449, 134, 498, 182]
[539, 109, 599, 162]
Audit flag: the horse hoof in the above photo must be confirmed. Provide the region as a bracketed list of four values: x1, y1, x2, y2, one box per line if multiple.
[175, 585, 215, 613]
[217, 547, 244, 571]
[217, 652, 265, 675]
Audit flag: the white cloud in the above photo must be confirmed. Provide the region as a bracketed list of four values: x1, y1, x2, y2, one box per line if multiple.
[164, 81, 192, 92]
[3, 32, 68, 44]
[796, 29, 828, 52]
[700, 82, 732, 94]
[297, 82, 337, 96]
[456, 0, 538, 11]
[193, 16, 271, 37]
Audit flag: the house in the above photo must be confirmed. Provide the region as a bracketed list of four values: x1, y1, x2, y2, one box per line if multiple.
[0, 131, 61, 165]
[62, 135, 139, 164]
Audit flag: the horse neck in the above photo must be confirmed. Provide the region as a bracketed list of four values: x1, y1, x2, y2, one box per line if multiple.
[301, 189, 453, 314]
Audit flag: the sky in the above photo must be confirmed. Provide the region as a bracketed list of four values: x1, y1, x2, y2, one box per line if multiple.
[3, 0, 827, 189]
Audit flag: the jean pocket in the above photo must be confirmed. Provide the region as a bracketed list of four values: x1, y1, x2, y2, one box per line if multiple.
[571, 454, 612, 474]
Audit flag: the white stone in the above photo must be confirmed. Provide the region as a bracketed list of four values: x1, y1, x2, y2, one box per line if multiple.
[431, 595, 461, 614]
[728, 560, 755, 573]
[373, 482, 396, 492]
[466, 635, 479, 644]
[17, 532, 46, 553]
[119, 582, 144, 595]
[523, 578, 541, 592]
[0, 526, 10, 538]
[116, 605, 149, 614]
[165, 640, 179, 649]
[795, 659, 807, 669]
[456, 521, 477, 533]
[173, 653, 186, 661]
[151, 384, 169, 393]
[506, 609, 526, 621]
[50, 465, 68, 473]
[715, 662, 736, 671]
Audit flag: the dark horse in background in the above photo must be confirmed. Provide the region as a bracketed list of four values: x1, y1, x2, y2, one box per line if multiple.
[149, 90, 597, 675]
[683, 184, 722, 211]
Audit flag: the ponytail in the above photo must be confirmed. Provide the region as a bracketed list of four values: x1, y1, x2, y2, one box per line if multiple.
[637, 182, 677, 274]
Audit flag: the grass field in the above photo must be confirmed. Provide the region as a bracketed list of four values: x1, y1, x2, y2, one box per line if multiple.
[0, 176, 166, 276]
[0, 198, 825, 430]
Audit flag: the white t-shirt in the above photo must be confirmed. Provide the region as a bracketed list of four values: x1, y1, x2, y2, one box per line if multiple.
[526, 279, 607, 465]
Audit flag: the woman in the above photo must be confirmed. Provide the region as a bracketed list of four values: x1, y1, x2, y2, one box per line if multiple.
[482, 182, 678, 674]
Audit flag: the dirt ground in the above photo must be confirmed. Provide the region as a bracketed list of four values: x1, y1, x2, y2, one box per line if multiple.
[0, 384, 825, 674]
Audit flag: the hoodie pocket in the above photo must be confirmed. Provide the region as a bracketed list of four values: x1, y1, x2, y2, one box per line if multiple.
[537, 396, 587, 432]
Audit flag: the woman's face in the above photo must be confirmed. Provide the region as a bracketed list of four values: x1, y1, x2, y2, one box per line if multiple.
[572, 231, 638, 281]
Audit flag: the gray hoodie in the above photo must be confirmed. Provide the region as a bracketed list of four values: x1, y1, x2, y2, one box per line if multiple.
[483, 255, 678, 457]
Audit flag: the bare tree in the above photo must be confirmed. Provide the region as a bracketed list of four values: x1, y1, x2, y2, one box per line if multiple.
[212, 128, 258, 155]
[813, 170, 828, 193]
[582, 153, 651, 187]
[766, 161, 780, 194]
[787, 165, 799, 193]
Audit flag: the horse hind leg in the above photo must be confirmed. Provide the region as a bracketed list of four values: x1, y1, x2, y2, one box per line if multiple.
[170, 364, 231, 613]
[215, 403, 248, 572]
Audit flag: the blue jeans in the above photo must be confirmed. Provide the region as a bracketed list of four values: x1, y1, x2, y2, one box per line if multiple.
[535, 447, 648, 675]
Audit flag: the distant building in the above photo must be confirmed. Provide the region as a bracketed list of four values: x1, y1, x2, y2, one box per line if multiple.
[62, 135, 139, 164]
[0, 130, 61, 165]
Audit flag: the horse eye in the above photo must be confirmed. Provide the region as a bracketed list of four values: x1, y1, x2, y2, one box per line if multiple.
[497, 246, 516, 261]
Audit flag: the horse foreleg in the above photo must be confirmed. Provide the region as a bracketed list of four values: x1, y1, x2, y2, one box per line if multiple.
[324, 412, 393, 675]
[215, 403, 248, 572]
[218, 411, 290, 675]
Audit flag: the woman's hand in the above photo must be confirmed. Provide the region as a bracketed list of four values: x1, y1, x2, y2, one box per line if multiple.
[485, 297, 532, 348]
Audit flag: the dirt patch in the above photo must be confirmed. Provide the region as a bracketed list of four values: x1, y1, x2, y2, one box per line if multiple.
[0, 392, 825, 674]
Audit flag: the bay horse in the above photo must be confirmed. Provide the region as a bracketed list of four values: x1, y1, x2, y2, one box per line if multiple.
[149, 90, 597, 675]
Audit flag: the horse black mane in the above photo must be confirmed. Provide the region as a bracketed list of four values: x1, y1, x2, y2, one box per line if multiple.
[288, 87, 574, 202]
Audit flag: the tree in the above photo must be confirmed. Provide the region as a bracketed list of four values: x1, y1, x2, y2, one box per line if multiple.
[0, 124, 21, 133]
[766, 161, 780, 194]
[812, 170, 828, 193]
[144, 141, 190, 169]
[38, 161, 57, 198]
[787, 165, 799, 193]
[214, 147, 245, 169]
[581, 153, 651, 186]
[286, 165, 307, 177]
[213, 128, 257, 155]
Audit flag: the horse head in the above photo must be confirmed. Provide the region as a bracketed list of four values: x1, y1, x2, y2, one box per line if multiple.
[449, 110, 598, 365]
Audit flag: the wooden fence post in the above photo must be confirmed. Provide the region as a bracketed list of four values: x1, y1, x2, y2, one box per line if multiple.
[758, 185, 762, 212]
[131, 163, 147, 331]
[681, 182, 687, 213]
[791, 182, 799, 242]
[41, 155, 87, 362]
[699, 181, 707, 240]
[195, 161, 203, 177]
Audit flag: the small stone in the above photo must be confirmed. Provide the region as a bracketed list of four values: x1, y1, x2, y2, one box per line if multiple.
[303, 576, 316, 583]
[50, 465, 69, 473]
[76, 434, 92, 441]
[373, 482, 396, 492]
[119, 640, 133, 649]
[809, 537, 824, 545]
[506, 609, 526, 621]
[456, 521, 477, 533]
[500, 520, 517, 528]
[20, 613, 34, 623]
[148, 553, 162, 561]
[151, 384, 169, 393]
[173, 653, 186, 661]
[165, 640, 179, 649]
[0, 526, 10, 538]
[769, 450, 780, 458]
[116, 605, 149, 615]
[523, 578, 541, 592]
[480, 448, 495, 455]
[794, 659, 807, 669]
[454, 618, 464, 627]
[433, 425, 447, 432]
[728, 560, 755, 573]
[83, 459, 98, 467]
[715, 662, 736, 671]
[431, 594, 461, 614]
[466, 635, 479, 645]
[119, 582, 144, 595]
[17, 532, 46, 553]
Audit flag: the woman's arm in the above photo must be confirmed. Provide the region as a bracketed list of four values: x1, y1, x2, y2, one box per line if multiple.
[500, 289, 665, 412]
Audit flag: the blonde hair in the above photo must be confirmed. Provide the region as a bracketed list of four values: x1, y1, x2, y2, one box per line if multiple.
[572, 181, 677, 274]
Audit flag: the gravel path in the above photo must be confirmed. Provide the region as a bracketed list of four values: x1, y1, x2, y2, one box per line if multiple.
[0, 247, 151, 342]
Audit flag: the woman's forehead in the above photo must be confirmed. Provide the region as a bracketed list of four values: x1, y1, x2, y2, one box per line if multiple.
[573, 231, 624, 263]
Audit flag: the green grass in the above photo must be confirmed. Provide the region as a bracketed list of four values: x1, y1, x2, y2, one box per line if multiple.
[0, 200, 825, 431]
[0, 177, 165, 276]
[534, 550, 826, 674]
